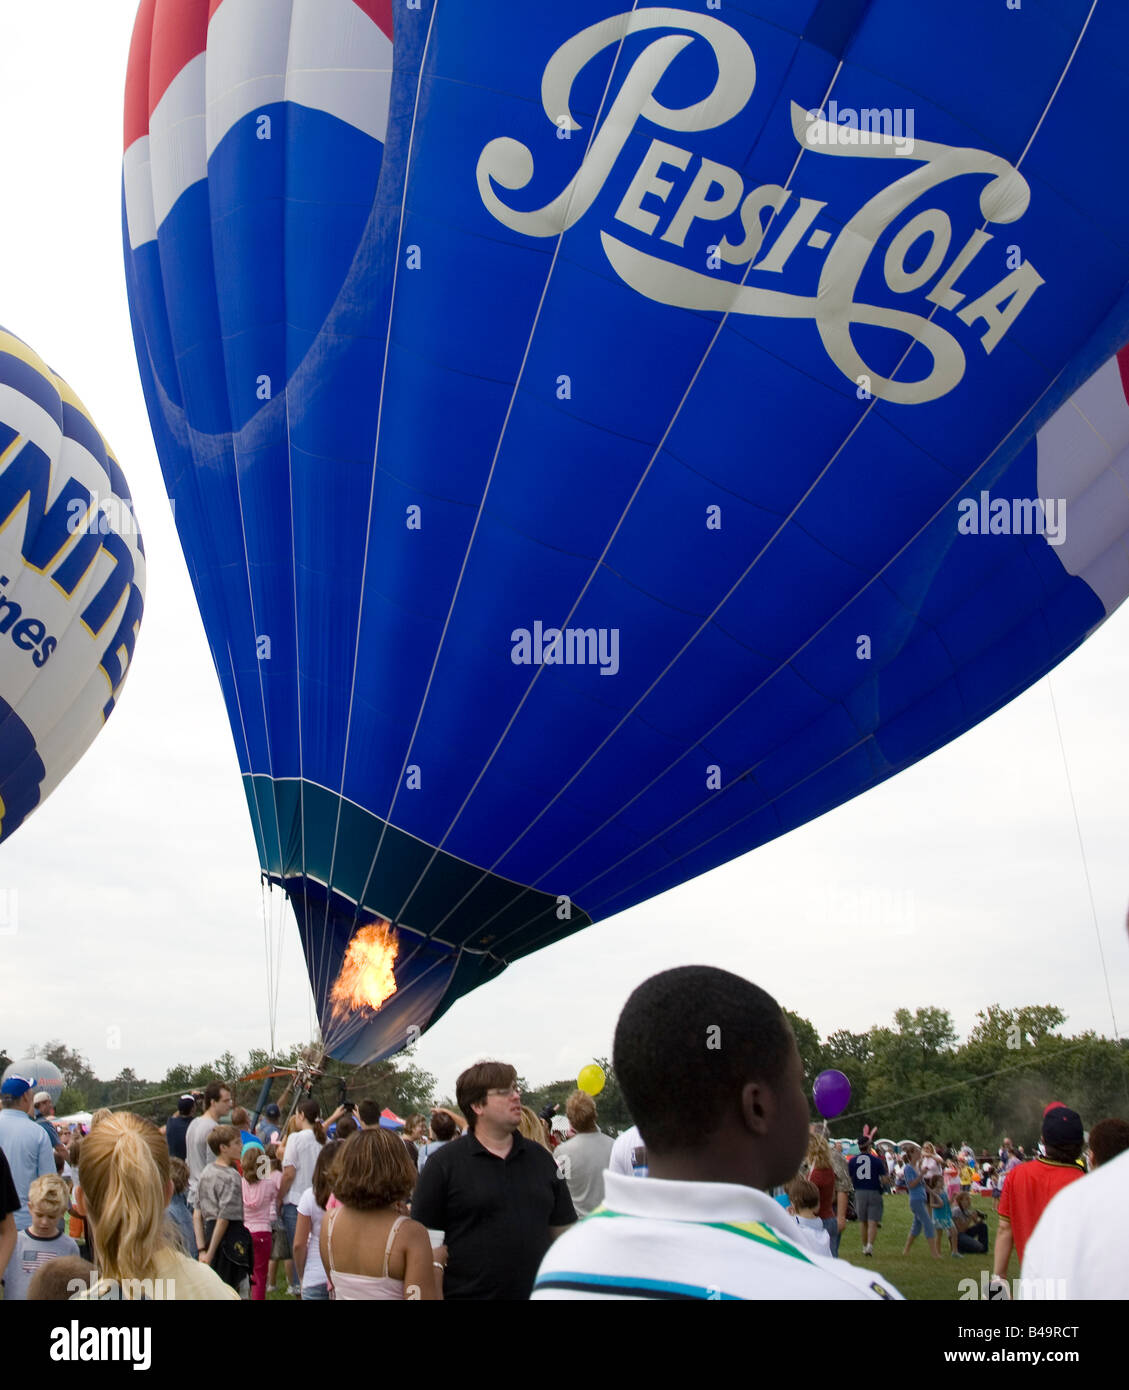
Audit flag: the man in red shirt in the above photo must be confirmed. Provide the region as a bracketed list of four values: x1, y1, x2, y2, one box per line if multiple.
[993, 1103, 1084, 1285]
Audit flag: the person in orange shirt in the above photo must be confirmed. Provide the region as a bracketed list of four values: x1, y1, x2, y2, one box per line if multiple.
[992, 1102, 1084, 1288]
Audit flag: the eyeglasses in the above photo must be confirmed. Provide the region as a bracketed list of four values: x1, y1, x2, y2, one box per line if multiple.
[486, 1086, 521, 1098]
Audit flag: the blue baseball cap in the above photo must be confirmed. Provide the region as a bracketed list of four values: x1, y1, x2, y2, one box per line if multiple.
[1, 1075, 34, 1097]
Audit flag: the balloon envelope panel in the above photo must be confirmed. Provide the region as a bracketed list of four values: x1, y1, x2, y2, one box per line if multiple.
[0, 329, 145, 844]
[127, 0, 1129, 1063]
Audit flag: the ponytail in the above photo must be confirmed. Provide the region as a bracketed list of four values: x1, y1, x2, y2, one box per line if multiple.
[78, 1113, 170, 1290]
[298, 1098, 326, 1145]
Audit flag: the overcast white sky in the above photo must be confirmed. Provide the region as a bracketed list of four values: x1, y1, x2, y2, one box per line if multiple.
[1, 2, 1126, 1102]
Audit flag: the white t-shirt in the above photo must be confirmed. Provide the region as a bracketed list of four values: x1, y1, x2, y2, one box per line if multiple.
[607, 1125, 647, 1177]
[532, 1173, 903, 1301]
[296, 1188, 328, 1291]
[792, 1214, 832, 1258]
[283, 1128, 322, 1207]
[1020, 1149, 1128, 1298]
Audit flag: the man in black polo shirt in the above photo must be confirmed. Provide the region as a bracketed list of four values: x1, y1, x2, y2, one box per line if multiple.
[412, 1061, 576, 1299]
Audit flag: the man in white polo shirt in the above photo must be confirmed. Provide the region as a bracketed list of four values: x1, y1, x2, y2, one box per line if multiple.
[533, 966, 901, 1301]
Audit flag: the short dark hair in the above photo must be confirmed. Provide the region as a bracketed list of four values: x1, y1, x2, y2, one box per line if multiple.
[430, 1111, 457, 1142]
[357, 1099, 381, 1127]
[203, 1081, 228, 1108]
[169, 1157, 189, 1195]
[786, 1176, 819, 1211]
[613, 965, 793, 1153]
[1088, 1118, 1129, 1168]
[334, 1129, 416, 1209]
[456, 1062, 517, 1132]
[336, 1115, 359, 1140]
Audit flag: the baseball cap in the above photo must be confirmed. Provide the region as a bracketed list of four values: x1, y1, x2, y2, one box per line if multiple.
[1042, 1102, 1083, 1147]
[1, 1075, 34, 1098]
[177, 1095, 196, 1114]
[33, 1091, 51, 1106]
[265, 1103, 281, 1119]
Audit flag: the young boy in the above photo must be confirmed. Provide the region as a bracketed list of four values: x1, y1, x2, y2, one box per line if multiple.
[193, 1124, 250, 1295]
[2, 1174, 80, 1300]
[785, 1177, 832, 1258]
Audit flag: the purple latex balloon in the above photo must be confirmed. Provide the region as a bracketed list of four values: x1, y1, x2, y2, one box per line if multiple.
[813, 1069, 851, 1119]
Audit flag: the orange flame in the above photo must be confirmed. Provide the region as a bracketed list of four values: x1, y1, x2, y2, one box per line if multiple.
[329, 920, 399, 1022]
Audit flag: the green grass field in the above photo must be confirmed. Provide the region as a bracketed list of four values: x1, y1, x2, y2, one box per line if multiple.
[836, 1193, 1004, 1300]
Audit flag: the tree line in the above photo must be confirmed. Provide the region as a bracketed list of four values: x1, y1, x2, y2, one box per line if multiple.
[4, 1002, 1126, 1149]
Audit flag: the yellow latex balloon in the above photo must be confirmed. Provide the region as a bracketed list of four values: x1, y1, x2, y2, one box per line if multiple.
[577, 1064, 606, 1096]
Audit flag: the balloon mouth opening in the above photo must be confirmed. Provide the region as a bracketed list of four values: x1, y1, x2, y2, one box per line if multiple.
[328, 918, 400, 1027]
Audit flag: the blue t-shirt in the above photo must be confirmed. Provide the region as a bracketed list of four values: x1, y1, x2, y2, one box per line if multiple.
[904, 1161, 926, 1204]
[849, 1152, 887, 1192]
[0, 1111, 55, 1230]
[2, 1228, 80, 1300]
[35, 1116, 60, 1149]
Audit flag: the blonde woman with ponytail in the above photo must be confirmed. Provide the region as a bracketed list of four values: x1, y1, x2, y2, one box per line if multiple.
[73, 1112, 238, 1299]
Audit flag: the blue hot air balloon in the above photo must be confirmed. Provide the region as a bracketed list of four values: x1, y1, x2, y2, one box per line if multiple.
[125, 0, 1129, 1063]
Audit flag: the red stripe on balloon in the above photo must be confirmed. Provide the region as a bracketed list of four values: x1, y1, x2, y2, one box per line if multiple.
[1116, 345, 1129, 405]
[124, 0, 158, 150]
[147, 0, 210, 121]
[353, 0, 393, 39]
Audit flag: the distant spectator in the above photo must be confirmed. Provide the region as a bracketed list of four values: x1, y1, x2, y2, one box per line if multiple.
[1087, 1117, 1129, 1169]
[849, 1137, 890, 1257]
[165, 1096, 196, 1162]
[785, 1176, 831, 1258]
[901, 1143, 942, 1260]
[2, 1174, 80, 1300]
[607, 1124, 648, 1178]
[256, 1103, 282, 1147]
[519, 1106, 552, 1150]
[0, 1075, 55, 1231]
[556, 1090, 614, 1218]
[804, 1130, 839, 1257]
[358, 1100, 381, 1129]
[167, 1157, 196, 1258]
[241, 1142, 280, 1301]
[279, 1100, 327, 1279]
[952, 1192, 989, 1255]
[402, 1114, 425, 1170]
[230, 1108, 258, 1150]
[418, 1110, 458, 1172]
[32, 1093, 67, 1171]
[335, 1114, 360, 1141]
[185, 1081, 232, 1207]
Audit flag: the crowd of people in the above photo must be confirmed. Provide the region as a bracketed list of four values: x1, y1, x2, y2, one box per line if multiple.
[1, 967, 1127, 1301]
